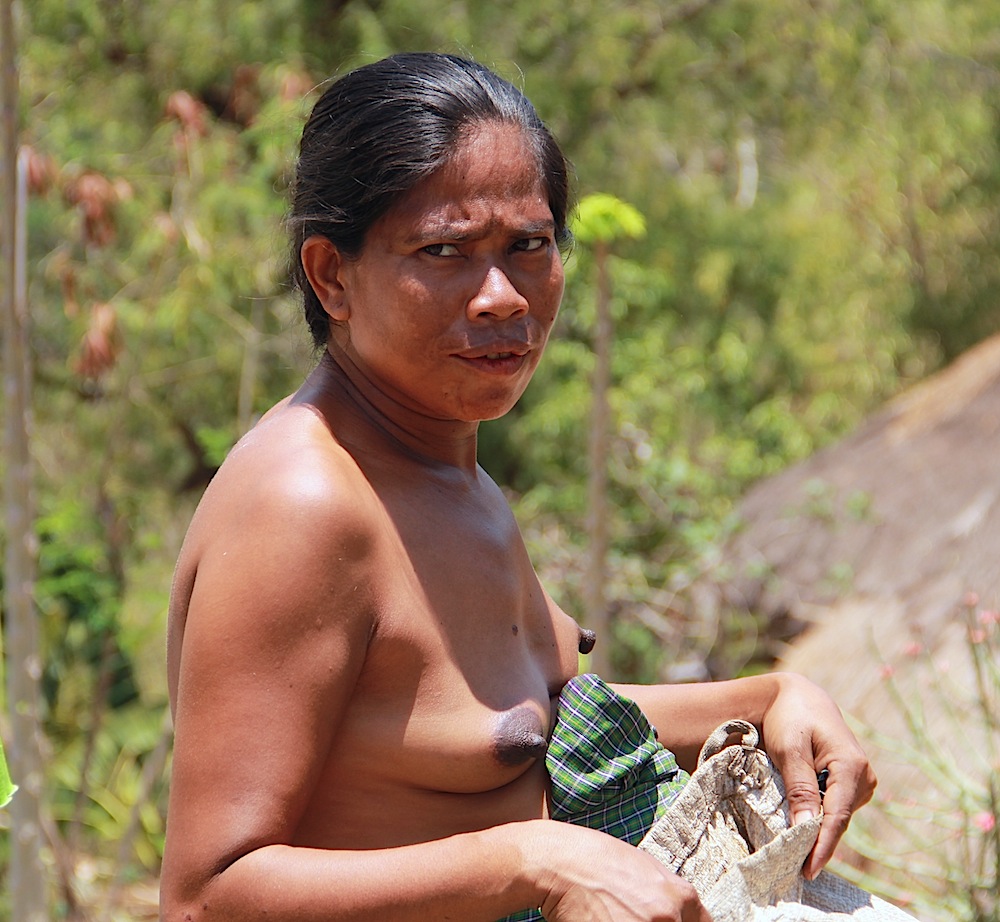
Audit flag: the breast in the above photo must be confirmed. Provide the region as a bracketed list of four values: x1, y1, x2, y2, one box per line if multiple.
[296, 694, 557, 850]
[492, 706, 549, 766]
[297, 743, 553, 849]
[395, 696, 554, 794]
[320, 674, 555, 800]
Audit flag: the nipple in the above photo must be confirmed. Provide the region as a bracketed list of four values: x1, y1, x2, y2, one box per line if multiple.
[493, 707, 548, 767]
[578, 628, 597, 655]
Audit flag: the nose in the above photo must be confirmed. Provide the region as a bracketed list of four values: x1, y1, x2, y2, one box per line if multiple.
[467, 265, 529, 320]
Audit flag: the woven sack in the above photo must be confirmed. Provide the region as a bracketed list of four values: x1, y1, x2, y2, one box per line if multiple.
[638, 720, 919, 922]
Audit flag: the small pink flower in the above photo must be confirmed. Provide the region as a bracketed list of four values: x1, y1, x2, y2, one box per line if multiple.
[879, 663, 895, 680]
[973, 812, 996, 833]
[969, 628, 987, 645]
[963, 590, 980, 608]
[978, 610, 1000, 625]
[903, 641, 923, 657]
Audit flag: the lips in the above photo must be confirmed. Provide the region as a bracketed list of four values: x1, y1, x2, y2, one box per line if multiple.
[455, 338, 531, 361]
[484, 352, 515, 360]
[454, 342, 533, 377]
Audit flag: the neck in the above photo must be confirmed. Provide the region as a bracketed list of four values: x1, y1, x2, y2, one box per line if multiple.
[295, 349, 482, 472]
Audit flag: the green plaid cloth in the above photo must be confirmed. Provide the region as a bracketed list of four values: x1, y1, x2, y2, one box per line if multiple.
[498, 673, 689, 922]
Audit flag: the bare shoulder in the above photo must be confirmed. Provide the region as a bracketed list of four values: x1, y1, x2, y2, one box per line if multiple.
[206, 402, 371, 532]
[167, 402, 380, 707]
[182, 403, 377, 574]
[163, 403, 388, 890]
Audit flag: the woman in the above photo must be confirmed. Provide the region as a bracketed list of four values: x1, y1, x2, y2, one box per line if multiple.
[160, 53, 875, 922]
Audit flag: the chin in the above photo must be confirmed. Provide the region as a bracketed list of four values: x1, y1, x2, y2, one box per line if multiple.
[478, 407, 515, 422]
[451, 388, 527, 423]
[450, 407, 511, 424]
[473, 395, 526, 422]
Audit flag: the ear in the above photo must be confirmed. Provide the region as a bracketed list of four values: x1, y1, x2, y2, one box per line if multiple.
[300, 235, 351, 322]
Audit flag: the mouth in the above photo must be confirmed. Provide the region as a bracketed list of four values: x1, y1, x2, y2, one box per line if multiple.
[455, 344, 533, 377]
[459, 340, 532, 361]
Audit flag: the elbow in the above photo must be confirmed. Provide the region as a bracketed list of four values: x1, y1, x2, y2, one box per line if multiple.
[159, 896, 199, 922]
[160, 890, 235, 922]
[159, 868, 220, 922]
[159, 884, 210, 922]
[159, 849, 260, 922]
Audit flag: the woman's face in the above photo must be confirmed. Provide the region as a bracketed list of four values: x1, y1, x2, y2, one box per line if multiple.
[329, 121, 566, 423]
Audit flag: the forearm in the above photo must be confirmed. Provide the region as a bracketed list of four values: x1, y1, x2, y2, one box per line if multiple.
[611, 672, 788, 772]
[161, 821, 550, 922]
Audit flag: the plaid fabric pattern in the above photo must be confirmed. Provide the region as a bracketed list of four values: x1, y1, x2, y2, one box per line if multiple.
[497, 674, 689, 922]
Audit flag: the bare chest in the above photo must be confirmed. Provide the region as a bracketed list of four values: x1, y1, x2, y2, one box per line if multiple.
[353, 510, 578, 781]
[295, 479, 583, 844]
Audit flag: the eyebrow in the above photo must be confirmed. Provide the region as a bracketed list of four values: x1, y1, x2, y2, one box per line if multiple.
[404, 217, 556, 246]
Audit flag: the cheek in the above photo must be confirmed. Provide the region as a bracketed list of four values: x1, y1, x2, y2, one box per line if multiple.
[537, 266, 565, 324]
[395, 274, 462, 324]
[355, 279, 437, 342]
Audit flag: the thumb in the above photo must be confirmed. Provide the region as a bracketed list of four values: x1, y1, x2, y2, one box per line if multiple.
[780, 756, 823, 827]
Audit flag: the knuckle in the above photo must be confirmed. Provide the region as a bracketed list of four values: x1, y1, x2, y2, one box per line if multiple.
[822, 800, 855, 834]
[867, 765, 879, 792]
[675, 877, 699, 901]
[784, 778, 819, 802]
[830, 754, 879, 806]
[673, 877, 702, 912]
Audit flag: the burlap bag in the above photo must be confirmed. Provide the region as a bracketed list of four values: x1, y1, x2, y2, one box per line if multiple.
[639, 720, 920, 922]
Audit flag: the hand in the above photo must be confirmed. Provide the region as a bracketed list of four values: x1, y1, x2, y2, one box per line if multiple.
[759, 673, 877, 879]
[533, 822, 713, 922]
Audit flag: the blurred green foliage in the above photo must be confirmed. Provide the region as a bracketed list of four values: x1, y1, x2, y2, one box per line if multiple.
[7, 0, 1000, 914]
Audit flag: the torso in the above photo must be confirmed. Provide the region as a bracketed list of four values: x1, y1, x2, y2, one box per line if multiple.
[167, 364, 583, 851]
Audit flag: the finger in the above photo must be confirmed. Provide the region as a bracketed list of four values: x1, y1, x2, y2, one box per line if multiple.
[694, 902, 715, 922]
[803, 759, 878, 879]
[780, 756, 823, 829]
[660, 870, 713, 922]
[692, 898, 715, 922]
[803, 782, 851, 879]
[673, 878, 713, 922]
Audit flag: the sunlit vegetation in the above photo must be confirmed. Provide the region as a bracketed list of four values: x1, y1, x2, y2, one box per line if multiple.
[5, 0, 1000, 916]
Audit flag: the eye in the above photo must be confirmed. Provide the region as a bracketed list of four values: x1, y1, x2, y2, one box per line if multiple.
[422, 242, 461, 257]
[513, 237, 549, 253]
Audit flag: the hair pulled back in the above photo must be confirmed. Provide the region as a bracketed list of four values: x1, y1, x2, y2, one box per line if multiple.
[289, 52, 572, 347]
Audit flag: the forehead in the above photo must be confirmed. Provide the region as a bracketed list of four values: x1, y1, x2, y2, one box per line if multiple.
[378, 123, 552, 238]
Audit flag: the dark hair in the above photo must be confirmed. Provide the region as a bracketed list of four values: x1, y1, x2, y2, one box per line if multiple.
[288, 52, 573, 347]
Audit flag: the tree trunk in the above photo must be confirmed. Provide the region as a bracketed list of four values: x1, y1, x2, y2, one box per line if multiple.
[584, 241, 613, 679]
[1, 2, 50, 918]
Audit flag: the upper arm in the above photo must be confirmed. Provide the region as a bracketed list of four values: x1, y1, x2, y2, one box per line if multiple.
[162, 454, 378, 897]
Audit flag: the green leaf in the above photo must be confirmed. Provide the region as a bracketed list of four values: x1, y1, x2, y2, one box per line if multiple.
[0, 735, 16, 808]
[571, 193, 646, 245]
